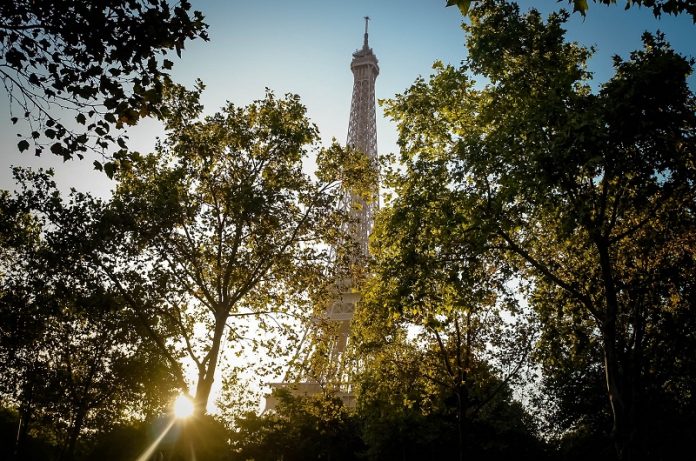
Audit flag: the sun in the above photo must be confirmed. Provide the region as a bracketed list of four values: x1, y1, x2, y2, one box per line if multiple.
[173, 394, 195, 419]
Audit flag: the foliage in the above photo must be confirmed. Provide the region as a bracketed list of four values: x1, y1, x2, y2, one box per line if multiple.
[564, 0, 696, 20]
[2, 2, 695, 459]
[100, 81, 363, 413]
[230, 389, 363, 461]
[0, 169, 179, 460]
[354, 278, 542, 461]
[384, 1, 696, 459]
[1, 0, 208, 172]
[46, 415, 232, 461]
[356, 5, 540, 457]
[165, 415, 232, 461]
[446, 0, 696, 21]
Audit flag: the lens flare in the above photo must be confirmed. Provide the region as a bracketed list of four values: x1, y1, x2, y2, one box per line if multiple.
[173, 394, 195, 419]
[134, 418, 175, 461]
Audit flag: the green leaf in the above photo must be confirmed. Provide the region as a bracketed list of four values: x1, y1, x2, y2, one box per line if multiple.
[18, 140, 29, 152]
[103, 162, 116, 179]
[76, 113, 87, 124]
[573, 0, 589, 15]
[50, 143, 63, 155]
[446, 0, 472, 16]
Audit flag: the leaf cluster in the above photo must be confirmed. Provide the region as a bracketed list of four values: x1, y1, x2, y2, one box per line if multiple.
[446, 0, 696, 22]
[1, 0, 208, 170]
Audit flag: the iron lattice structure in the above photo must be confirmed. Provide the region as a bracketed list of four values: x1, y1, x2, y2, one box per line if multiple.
[266, 18, 379, 409]
[321, 15, 380, 383]
[343, 17, 379, 259]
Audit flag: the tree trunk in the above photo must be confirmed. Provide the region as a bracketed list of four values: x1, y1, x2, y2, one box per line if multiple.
[13, 378, 35, 460]
[13, 402, 32, 460]
[194, 315, 227, 414]
[456, 388, 465, 461]
[602, 326, 629, 461]
[60, 406, 88, 461]
[597, 240, 632, 461]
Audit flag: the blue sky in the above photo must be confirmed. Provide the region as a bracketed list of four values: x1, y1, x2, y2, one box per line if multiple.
[1, 0, 694, 197]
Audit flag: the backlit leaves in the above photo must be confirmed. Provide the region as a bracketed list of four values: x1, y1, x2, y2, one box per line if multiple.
[1, 0, 208, 166]
[108, 82, 343, 411]
[386, 1, 696, 456]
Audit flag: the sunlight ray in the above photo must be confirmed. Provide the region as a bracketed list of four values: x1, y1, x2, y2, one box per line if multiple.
[134, 418, 176, 461]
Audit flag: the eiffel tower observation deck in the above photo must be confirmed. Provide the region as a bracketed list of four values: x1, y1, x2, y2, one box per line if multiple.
[265, 17, 379, 410]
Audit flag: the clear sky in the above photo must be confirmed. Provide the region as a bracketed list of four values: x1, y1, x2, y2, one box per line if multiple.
[1, 0, 694, 198]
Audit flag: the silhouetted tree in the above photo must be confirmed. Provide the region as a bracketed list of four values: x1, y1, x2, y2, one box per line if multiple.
[354, 292, 540, 461]
[1, 0, 208, 173]
[94, 81, 372, 414]
[231, 390, 363, 461]
[0, 169, 179, 460]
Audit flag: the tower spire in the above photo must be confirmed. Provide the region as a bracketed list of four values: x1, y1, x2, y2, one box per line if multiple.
[363, 16, 370, 48]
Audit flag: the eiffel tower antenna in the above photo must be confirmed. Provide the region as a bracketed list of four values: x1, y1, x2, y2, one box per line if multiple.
[363, 16, 370, 47]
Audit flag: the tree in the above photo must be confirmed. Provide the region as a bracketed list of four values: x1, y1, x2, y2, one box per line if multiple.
[384, 1, 696, 459]
[0, 169, 179, 461]
[355, 62, 537, 459]
[1, 0, 208, 171]
[95, 81, 363, 414]
[353, 309, 541, 461]
[355, 266, 538, 461]
[355, 160, 540, 458]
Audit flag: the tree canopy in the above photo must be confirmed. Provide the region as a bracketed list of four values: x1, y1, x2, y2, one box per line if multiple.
[2, 1, 695, 460]
[0, 169, 179, 461]
[446, 0, 696, 21]
[1, 0, 208, 173]
[383, 1, 696, 459]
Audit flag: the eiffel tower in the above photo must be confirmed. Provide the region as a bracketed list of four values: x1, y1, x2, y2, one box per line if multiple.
[266, 17, 379, 410]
